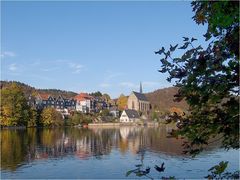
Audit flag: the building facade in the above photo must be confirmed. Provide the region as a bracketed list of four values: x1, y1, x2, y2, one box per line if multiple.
[120, 109, 140, 123]
[34, 93, 76, 111]
[127, 91, 150, 113]
[75, 93, 95, 113]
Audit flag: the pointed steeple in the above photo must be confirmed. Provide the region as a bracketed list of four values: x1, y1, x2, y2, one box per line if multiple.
[140, 82, 143, 94]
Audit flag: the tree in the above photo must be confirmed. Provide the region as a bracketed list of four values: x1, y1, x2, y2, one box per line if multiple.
[40, 107, 63, 127]
[69, 111, 92, 125]
[116, 94, 128, 110]
[90, 91, 102, 97]
[100, 109, 110, 117]
[27, 108, 37, 127]
[169, 107, 184, 116]
[0, 83, 30, 126]
[102, 93, 111, 102]
[156, 1, 239, 154]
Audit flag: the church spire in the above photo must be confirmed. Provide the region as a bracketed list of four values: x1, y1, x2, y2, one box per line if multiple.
[140, 82, 143, 93]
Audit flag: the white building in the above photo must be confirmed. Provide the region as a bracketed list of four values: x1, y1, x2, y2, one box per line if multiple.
[120, 109, 140, 123]
[74, 93, 94, 113]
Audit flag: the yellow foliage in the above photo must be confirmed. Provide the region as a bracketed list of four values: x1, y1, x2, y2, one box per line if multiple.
[170, 107, 184, 116]
[116, 94, 128, 110]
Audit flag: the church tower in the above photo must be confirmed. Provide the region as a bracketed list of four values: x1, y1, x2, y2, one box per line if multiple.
[140, 82, 143, 94]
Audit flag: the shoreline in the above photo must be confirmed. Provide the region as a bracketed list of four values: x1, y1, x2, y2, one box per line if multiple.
[1, 122, 162, 129]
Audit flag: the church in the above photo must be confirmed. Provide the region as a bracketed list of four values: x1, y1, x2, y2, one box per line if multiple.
[127, 82, 150, 113]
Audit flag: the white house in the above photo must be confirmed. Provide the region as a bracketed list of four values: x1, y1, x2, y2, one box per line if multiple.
[74, 93, 94, 113]
[120, 109, 140, 123]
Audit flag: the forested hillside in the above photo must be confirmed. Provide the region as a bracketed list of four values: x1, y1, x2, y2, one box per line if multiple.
[145, 87, 188, 113]
[0, 81, 77, 98]
[1, 81, 188, 113]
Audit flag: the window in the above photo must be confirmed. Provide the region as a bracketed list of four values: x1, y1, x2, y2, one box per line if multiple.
[132, 101, 135, 109]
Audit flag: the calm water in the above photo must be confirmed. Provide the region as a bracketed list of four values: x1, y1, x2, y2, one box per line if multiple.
[1, 125, 239, 179]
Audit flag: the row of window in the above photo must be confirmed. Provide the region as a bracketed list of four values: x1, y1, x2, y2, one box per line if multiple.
[139, 102, 149, 112]
[42, 100, 75, 106]
[121, 118, 134, 122]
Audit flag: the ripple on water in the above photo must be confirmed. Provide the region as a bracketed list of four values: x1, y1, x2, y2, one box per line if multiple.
[1, 127, 239, 179]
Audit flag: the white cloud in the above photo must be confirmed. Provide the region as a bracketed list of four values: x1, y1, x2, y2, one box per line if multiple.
[99, 83, 111, 88]
[9, 63, 17, 71]
[68, 62, 84, 74]
[1, 51, 16, 58]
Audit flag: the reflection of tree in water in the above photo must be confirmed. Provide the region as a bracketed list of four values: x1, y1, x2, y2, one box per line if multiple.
[118, 125, 186, 156]
[1, 128, 119, 171]
[1, 126, 221, 172]
[1, 129, 28, 171]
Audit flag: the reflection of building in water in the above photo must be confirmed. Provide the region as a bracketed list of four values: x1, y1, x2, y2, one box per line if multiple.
[119, 127, 141, 139]
[76, 138, 91, 159]
[119, 127, 141, 154]
[1, 126, 222, 172]
[118, 126, 186, 156]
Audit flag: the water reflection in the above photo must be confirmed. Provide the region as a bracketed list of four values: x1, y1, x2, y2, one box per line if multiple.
[1, 125, 217, 172]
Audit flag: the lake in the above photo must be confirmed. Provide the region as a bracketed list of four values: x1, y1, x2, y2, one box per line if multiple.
[1, 125, 239, 179]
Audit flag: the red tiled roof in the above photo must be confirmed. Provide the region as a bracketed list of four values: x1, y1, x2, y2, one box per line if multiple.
[38, 93, 50, 100]
[74, 93, 93, 101]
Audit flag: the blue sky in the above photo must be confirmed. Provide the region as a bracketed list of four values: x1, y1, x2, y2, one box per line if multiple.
[1, 1, 207, 98]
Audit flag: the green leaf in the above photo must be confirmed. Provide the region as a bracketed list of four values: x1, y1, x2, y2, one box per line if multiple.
[126, 170, 134, 177]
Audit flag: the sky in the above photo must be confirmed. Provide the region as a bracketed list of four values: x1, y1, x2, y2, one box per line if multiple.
[1, 1, 207, 98]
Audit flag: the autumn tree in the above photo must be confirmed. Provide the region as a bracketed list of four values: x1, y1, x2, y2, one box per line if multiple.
[27, 107, 39, 127]
[156, 1, 239, 154]
[116, 94, 128, 110]
[69, 111, 92, 125]
[169, 107, 184, 116]
[40, 107, 63, 127]
[0, 83, 30, 126]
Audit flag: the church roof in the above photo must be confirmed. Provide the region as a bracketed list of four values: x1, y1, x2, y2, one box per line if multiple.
[124, 109, 140, 119]
[132, 91, 148, 101]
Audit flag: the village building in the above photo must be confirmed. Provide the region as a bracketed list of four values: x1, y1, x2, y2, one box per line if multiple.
[109, 106, 120, 118]
[127, 82, 150, 113]
[74, 93, 95, 113]
[120, 109, 140, 123]
[34, 93, 76, 112]
[94, 96, 108, 112]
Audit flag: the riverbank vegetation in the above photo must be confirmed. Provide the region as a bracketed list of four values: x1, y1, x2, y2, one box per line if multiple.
[0, 83, 119, 127]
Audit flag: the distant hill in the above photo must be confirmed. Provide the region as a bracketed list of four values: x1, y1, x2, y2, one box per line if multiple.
[0, 81, 77, 99]
[1, 81, 188, 111]
[145, 87, 188, 112]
